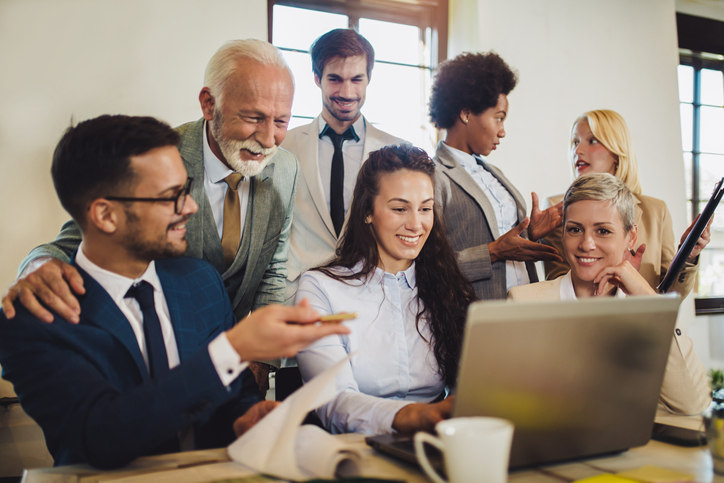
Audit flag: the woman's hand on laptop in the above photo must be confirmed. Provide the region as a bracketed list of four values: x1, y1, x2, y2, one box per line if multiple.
[392, 396, 455, 434]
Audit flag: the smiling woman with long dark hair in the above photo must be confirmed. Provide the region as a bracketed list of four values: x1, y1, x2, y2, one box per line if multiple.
[296, 144, 475, 435]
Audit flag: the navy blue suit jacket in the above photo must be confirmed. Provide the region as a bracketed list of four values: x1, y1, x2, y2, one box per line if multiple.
[0, 256, 260, 468]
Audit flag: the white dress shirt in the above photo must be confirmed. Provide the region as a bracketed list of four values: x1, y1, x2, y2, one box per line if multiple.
[75, 244, 247, 386]
[202, 121, 251, 241]
[317, 116, 366, 216]
[296, 262, 444, 434]
[558, 271, 626, 301]
[446, 144, 530, 291]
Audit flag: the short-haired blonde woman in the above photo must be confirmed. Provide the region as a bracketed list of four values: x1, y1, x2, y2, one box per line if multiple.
[543, 109, 710, 296]
[511, 173, 710, 415]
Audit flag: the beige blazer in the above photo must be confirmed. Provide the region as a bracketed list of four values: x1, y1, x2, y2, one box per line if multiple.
[281, 116, 404, 301]
[542, 193, 697, 296]
[508, 274, 711, 416]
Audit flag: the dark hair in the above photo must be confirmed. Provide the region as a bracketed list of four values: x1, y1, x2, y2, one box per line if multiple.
[429, 52, 518, 129]
[310, 28, 375, 80]
[51, 114, 180, 227]
[319, 144, 475, 386]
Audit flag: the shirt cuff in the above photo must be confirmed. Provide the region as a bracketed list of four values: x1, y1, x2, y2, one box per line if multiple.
[208, 332, 249, 387]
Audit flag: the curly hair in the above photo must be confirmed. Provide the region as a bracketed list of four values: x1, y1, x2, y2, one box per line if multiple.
[429, 52, 517, 129]
[318, 144, 476, 386]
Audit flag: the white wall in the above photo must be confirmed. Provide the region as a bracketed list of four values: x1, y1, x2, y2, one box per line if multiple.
[0, 0, 268, 292]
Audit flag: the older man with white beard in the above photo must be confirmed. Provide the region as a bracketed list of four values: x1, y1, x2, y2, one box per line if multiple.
[3, 39, 298, 393]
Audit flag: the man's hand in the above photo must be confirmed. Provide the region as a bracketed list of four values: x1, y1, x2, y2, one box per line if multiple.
[232, 400, 280, 437]
[594, 260, 656, 296]
[489, 218, 562, 264]
[392, 397, 454, 434]
[623, 243, 646, 271]
[2, 257, 85, 323]
[528, 193, 563, 241]
[681, 214, 713, 263]
[226, 299, 351, 362]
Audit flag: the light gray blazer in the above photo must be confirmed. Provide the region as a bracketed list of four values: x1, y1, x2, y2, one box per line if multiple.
[19, 118, 298, 320]
[280, 115, 403, 301]
[433, 141, 537, 301]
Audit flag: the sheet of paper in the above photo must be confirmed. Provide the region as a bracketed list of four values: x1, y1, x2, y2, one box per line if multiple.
[227, 354, 360, 480]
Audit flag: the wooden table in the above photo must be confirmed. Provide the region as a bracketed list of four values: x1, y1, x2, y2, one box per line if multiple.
[22, 432, 723, 483]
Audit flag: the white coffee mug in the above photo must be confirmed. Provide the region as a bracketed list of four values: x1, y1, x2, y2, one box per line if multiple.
[414, 417, 513, 483]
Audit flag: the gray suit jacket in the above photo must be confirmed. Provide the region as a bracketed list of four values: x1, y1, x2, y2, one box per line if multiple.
[19, 119, 298, 320]
[280, 115, 403, 301]
[434, 141, 537, 301]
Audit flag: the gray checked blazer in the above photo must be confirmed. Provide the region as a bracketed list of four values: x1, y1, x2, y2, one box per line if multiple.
[433, 141, 537, 300]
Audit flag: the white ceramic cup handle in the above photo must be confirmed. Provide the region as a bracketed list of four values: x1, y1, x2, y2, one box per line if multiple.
[414, 432, 446, 483]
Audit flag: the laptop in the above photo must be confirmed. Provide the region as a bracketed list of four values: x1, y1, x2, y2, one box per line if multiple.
[658, 176, 723, 293]
[367, 295, 680, 469]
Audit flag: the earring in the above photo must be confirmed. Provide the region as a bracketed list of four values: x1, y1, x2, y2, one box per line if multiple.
[463, 118, 469, 125]
[365, 216, 372, 224]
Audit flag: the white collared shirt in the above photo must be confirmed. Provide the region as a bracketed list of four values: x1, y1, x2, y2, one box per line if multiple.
[558, 272, 626, 300]
[75, 244, 247, 386]
[296, 262, 444, 434]
[202, 121, 251, 241]
[445, 144, 530, 291]
[317, 116, 366, 216]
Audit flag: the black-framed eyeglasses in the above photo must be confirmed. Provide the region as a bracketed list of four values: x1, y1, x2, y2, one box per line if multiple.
[105, 177, 194, 215]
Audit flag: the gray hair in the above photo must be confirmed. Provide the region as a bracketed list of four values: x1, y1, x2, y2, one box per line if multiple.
[564, 173, 635, 232]
[204, 39, 291, 106]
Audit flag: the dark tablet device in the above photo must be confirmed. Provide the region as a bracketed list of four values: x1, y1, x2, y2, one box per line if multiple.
[658, 176, 724, 293]
[651, 422, 707, 447]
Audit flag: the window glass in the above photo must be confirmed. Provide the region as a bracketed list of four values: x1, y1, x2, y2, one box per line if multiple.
[679, 103, 693, 152]
[699, 153, 724, 195]
[698, 249, 724, 296]
[701, 68, 724, 107]
[678, 65, 694, 103]
[279, 50, 319, 118]
[683, 152, 692, 200]
[359, 18, 425, 66]
[365, 62, 434, 152]
[699, 106, 724, 153]
[272, 5, 346, 50]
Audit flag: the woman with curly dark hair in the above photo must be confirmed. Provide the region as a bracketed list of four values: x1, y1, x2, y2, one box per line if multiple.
[430, 51, 562, 300]
[296, 144, 476, 435]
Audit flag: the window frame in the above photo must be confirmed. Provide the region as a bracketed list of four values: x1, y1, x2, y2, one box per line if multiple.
[267, 0, 448, 67]
[680, 56, 724, 314]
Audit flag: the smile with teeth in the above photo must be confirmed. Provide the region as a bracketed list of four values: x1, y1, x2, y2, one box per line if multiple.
[576, 256, 600, 264]
[398, 234, 420, 244]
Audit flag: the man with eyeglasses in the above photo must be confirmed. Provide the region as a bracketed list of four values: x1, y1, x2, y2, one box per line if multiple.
[0, 114, 349, 468]
[3, 40, 297, 392]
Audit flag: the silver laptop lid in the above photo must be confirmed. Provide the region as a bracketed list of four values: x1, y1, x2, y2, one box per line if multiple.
[454, 295, 680, 468]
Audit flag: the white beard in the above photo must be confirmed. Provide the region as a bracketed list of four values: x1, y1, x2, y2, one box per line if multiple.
[210, 111, 278, 177]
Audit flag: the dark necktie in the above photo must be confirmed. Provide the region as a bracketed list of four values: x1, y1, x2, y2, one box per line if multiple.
[125, 281, 169, 378]
[323, 126, 356, 236]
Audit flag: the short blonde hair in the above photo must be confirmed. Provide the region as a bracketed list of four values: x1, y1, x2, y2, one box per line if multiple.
[204, 39, 291, 106]
[570, 109, 642, 195]
[564, 173, 635, 232]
